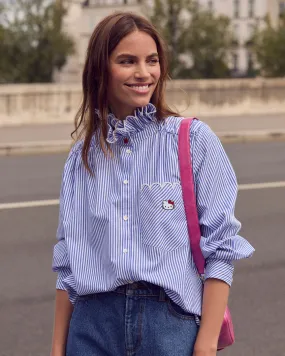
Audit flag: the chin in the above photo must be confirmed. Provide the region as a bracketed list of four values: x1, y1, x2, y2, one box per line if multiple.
[131, 98, 151, 109]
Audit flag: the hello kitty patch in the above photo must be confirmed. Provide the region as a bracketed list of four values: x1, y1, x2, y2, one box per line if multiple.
[162, 200, 175, 210]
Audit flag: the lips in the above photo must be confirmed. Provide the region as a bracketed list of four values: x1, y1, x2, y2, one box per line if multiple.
[124, 83, 153, 93]
[125, 83, 152, 86]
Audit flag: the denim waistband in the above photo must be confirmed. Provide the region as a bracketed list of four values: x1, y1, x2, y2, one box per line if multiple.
[76, 282, 199, 323]
[76, 282, 168, 302]
[113, 281, 168, 301]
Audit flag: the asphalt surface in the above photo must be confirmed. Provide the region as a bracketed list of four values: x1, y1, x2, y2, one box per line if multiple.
[0, 142, 285, 356]
[1, 114, 285, 144]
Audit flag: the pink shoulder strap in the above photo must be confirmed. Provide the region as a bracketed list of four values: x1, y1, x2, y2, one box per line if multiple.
[178, 118, 205, 276]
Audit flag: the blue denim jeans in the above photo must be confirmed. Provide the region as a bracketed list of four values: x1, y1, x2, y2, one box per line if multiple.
[66, 282, 199, 356]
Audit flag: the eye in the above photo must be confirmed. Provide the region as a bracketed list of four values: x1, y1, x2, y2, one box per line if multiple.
[120, 59, 134, 65]
[149, 58, 159, 65]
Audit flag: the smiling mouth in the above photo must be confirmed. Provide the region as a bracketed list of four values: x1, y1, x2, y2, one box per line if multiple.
[125, 84, 152, 92]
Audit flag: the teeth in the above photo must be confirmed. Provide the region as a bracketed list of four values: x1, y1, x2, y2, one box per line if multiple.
[129, 85, 149, 91]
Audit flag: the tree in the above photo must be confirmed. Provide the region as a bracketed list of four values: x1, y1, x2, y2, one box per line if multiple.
[252, 15, 285, 77]
[150, 0, 193, 78]
[0, 0, 74, 83]
[149, 0, 234, 79]
[181, 7, 233, 79]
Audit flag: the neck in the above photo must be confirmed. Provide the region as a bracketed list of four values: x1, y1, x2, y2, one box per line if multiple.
[109, 105, 136, 121]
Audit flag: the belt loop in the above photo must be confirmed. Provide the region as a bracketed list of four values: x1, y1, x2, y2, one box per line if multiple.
[159, 287, 166, 302]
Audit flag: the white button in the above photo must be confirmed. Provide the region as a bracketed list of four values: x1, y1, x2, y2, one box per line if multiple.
[123, 180, 129, 185]
[128, 280, 134, 284]
[123, 248, 128, 253]
[123, 215, 128, 221]
[126, 149, 132, 154]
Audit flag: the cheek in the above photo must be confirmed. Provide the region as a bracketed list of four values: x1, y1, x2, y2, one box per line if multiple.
[109, 67, 131, 87]
[151, 66, 161, 81]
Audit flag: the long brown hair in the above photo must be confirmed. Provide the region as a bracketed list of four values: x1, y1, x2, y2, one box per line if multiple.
[72, 12, 178, 173]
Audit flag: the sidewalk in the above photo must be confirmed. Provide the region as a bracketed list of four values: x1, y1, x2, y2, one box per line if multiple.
[0, 113, 285, 156]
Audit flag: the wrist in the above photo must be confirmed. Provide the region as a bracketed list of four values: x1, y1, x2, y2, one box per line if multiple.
[51, 351, 64, 356]
[51, 345, 65, 356]
[194, 339, 217, 355]
[51, 352, 64, 356]
[195, 329, 218, 349]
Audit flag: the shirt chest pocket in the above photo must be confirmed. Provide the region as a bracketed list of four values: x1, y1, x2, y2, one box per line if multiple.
[140, 183, 189, 252]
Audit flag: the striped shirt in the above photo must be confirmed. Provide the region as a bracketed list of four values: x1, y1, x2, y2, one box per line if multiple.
[52, 103, 254, 316]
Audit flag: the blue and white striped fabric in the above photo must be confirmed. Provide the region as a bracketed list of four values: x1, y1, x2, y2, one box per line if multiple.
[52, 103, 254, 316]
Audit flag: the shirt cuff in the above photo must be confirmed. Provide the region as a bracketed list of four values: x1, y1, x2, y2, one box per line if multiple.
[55, 271, 78, 304]
[204, 259, 234, 286]
[56, 275, 67, 290]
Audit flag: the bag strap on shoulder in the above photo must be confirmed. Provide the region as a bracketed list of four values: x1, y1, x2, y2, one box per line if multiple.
[178, 118, 205, 277]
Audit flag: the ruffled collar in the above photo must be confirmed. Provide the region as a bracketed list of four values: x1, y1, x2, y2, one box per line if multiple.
[96, 103, 157, 144]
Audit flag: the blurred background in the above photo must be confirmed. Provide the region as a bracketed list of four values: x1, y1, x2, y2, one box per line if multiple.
[0, 1, 285, 355]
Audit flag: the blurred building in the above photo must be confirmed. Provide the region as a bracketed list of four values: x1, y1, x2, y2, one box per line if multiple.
[198, 0, 284, 76]
[56, 0, 143, 83]
[56, 0, 284, 82]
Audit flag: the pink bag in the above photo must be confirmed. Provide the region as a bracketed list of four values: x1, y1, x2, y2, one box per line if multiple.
[178, 118, 235, 351]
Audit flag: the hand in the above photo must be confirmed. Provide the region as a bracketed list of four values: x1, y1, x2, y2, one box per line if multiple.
[193, 326, 218, 356]
[193, 340, 217, 356]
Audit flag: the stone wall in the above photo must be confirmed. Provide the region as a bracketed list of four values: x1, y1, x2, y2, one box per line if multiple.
[1, 78, 285, 127]
[166, 78, 285, 117]
[0, 84, 82, 127]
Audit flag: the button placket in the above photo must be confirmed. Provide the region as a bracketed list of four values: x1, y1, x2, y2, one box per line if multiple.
[121, 137, 132, 263]
[122, 139, 130, 186]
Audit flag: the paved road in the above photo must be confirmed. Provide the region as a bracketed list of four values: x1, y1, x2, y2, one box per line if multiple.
[0, 113, 285, 144]
[0, 142, 285, 356]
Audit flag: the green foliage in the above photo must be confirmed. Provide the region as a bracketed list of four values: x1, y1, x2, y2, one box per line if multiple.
[252, 15, 285, 77]
[0, 0, 74, 83]
[150, 0, 233, 79]
[182, 8, 233, 78]
[150, 0, 193, 77]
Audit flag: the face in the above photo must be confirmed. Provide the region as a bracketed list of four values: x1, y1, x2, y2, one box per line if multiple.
[108, 30, 161, 119]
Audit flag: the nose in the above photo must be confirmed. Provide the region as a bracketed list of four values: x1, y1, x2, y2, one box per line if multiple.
[134, 63, 150, 79]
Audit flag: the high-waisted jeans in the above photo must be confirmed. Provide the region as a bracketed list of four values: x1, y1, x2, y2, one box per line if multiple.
[66, 281, 199, 356]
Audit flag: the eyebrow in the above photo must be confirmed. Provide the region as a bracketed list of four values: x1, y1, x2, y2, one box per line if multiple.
[116, 53, 159, 60]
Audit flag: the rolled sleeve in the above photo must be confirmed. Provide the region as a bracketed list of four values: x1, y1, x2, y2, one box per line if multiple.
[191, 122, 255, 285]
[52, 149, 78, 303]
[53, 239, 72, 290]
[52, 208, 78, 303]
[204, 259, 234, 286]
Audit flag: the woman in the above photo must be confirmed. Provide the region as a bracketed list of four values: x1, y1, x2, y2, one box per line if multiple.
[51, 12, 254, 356]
